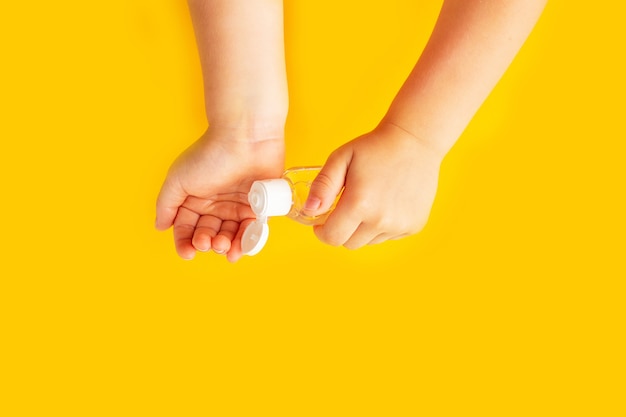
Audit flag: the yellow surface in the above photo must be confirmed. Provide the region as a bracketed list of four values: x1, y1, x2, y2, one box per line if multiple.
[1, 1, 624, 415]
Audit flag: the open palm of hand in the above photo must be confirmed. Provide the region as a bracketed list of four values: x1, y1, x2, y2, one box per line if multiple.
[156, 129, 284, 262]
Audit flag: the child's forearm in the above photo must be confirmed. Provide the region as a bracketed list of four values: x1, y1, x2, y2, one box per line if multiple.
[383, 0, 547, 156]
[187, 0, 288, 140]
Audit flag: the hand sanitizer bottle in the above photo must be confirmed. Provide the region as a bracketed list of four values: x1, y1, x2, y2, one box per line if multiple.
[241, 166, 340, 256]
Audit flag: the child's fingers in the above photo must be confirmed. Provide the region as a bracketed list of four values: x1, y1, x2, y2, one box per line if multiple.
[341, 224, 381, 250]
[192, 215, 222, 252]
[303, 149, 350, 216]
[173, 207, 200, 260]
[211, 220, 238, 254]
[312, 194, 361, 247]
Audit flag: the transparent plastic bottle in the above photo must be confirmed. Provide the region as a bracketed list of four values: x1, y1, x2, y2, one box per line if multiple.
[241, 166, 340, 256]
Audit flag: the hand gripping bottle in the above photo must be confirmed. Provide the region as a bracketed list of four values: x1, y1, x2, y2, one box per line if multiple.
[241, 166, 339, 256]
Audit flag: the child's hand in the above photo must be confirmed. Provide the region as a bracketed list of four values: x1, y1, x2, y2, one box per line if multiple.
[304, 122, 443, 249]
[156, 128, 284, 262]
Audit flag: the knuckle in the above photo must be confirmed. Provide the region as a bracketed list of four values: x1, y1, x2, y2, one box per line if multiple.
[350, 196, 374, 216]
[368, 212, 428, 236]
[344, 241, 364, 251]
[312, 172, 336, 193]
[402, 220, 425, 237]
[373, 214, 394, 231]
[313, 226, 343, 247]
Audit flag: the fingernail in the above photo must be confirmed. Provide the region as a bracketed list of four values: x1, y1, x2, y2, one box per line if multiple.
[213, 248, 225, 255]
[304, 196, 321, 211]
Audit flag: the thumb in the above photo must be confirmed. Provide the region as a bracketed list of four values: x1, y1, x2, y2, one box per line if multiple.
[304, 153, 348, 216]
[155, 178, 187, 230]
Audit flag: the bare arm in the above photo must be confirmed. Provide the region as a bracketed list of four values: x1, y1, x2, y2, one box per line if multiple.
[156, 1, 288, 261]
[306, 0, 548, 249]
[187, 0, 288, 139]
[384, 0, 547, 155]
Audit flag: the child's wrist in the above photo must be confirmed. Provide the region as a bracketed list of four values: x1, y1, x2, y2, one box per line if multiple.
[377, 118, 449, 162]
[207, 113, 287, 143]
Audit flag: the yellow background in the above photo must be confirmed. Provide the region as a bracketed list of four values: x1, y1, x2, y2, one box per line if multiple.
[1, 1, 624, 415]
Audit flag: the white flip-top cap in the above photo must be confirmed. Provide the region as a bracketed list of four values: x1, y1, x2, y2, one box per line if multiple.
[242, 179, 293, 256]
[248, 179, 293, 217]
[241, 218, 269, 256]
